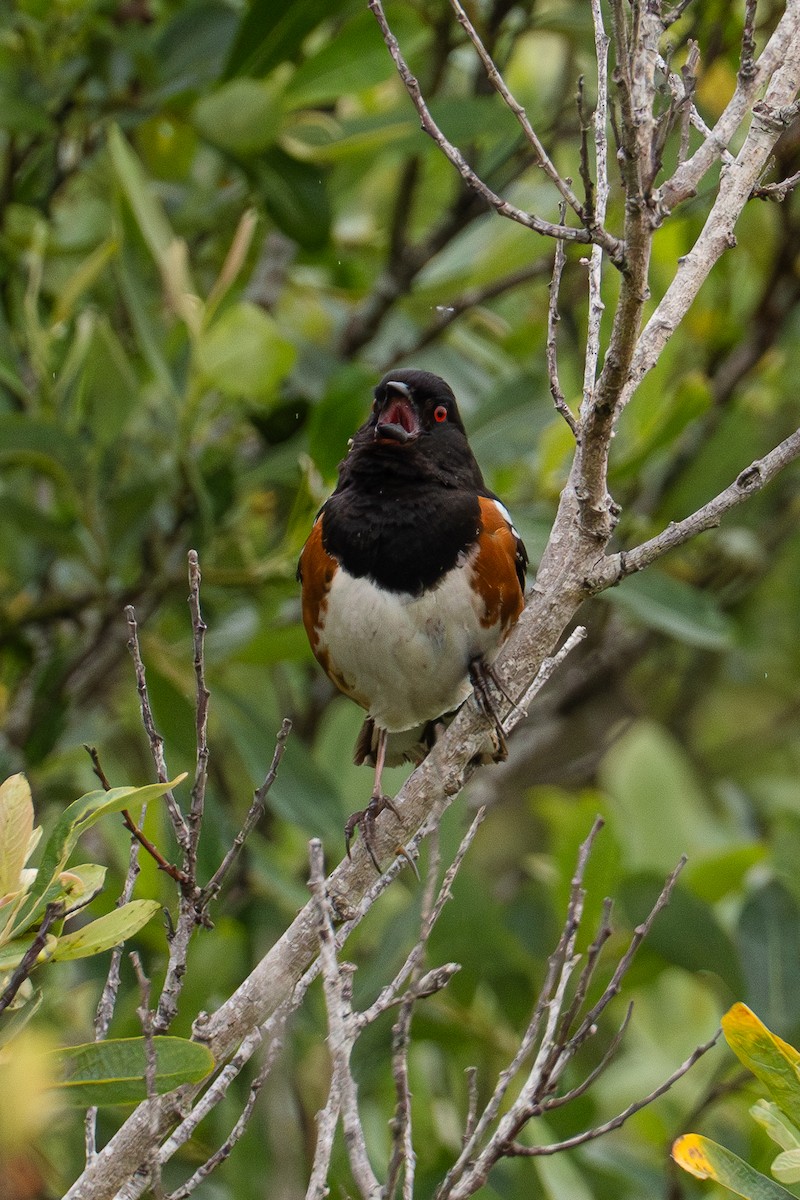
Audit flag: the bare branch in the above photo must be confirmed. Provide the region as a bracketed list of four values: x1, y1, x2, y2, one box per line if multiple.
[438, 818, 603, 1199]
[0, 900, 63, 1014]
[165, 1024, 286, 1200]
[582, 0, 611, 409]
[627, 45, 800, 411]
[506, 1029, 721, 1156]
[309, 840, 381, 1200]
[591, 426, 800, 590]
[567, 856, 687, 1047]
[448, 0, 587, 222]
[202, 719, 292, 906]
[462, 1067, 479, 1147]
[753, 166, 800, 202]
[125, 605, 189, 851]
[186, 549, 210, 874]
[543, 1003, 633, 1112]
[84, 746, 146, 1164]
[660, 7, 798, 210]
[546, 218, 578, 436]
[368, 0, 624, 263]
[129, 953, 164, 1200]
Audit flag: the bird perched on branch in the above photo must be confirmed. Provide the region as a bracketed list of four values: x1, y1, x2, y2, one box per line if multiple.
[297, 369, 527, 866]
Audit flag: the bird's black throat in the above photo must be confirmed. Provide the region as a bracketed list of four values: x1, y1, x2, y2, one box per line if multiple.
[321, 437, 484, 594]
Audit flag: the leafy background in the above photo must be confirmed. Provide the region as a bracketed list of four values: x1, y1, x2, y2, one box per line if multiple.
[1, 0, 799, 1196]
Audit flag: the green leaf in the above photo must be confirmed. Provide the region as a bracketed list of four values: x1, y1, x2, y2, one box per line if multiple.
[51, 900, 161, 961]
[751, 1100, 800, 1154]
[13, 777, 185, 937]
[0, 96, 53, 136]
[0, 989, 42, 1048]
[224, 0, 346, 78]
[602, 569, 734, 650]
[193, 79, 279, 157]
[197, 302, 296, 403]
[108, 125, 175, 265]
[0, 414, 86, 486]
[52, 238, 118, 325]
[254, 149, 331, 249]
[58, 864, 107, 915]
[284, 10, 422, 109]
[0, 932, 57, 972]
[77, 318, 140, 446]
[50, 1036, 215, 1107]
[737, 883, 800, 1037]
[672, 1133, 796, 1198]
[600, 720, 729, 872]
[306, 363, 374, 478]
[0, 775, 34, 898]
[722, 1004, 800, 1129]
[619, 875, 744, 994]
[771, 1149, 800, 1185]
[107, 126, 197, 315]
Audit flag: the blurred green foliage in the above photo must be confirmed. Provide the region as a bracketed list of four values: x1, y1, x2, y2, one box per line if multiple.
[0, 0, 799, 1197]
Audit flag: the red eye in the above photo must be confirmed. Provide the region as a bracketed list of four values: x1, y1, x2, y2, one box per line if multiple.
[434, 405, 448, 423]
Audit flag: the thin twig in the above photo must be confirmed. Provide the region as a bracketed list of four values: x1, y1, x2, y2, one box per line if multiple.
[752, 167, 800, 201]
[506, 1030, 721, 1156]
[119, 810, 192, 888]
[165, 1023, 286, 1200]
[567, 856, 687, 1048]
[438, 818, 603, 1198]
[448, 0, 588, 223]
[463, 1068, 479, 1146]
[368, 0, 624, 263]
[0, 901, 64, 1014]
[186, 549, 210, 875]
[546, 210, 578, 436]
[590, 427, 800, 590]
[201, 719, 292, 907]
[84, 745, 144, 1163]
[85, 743, 190, 887]
[543, 1003, 633, 1112]
[384, 826, 443, 1200]
[507, 626, 588, 722]
[309, 840, 381, 1200]
[125, 605, 189, 851]
[555, 895, 614, 1042]
[130, 952, 164, 1200]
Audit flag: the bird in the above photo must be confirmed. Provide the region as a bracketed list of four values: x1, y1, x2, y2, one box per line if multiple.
[297, 368, 528, 867]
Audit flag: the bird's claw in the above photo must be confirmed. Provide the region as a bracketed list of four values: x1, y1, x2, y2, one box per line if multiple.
[469, 657, 512, 761]
[344, 793, 402, 872]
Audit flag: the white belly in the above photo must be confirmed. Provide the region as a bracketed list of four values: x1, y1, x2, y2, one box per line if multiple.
[319, 561, 500, 731]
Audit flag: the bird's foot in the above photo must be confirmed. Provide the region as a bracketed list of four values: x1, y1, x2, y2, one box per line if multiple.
[345, 792, 401, 872]
[469, 656, 521, 761]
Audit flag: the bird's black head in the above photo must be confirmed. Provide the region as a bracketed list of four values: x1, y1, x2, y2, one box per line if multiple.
[369, 369, 468, 445]
[338, 369, 485, 494]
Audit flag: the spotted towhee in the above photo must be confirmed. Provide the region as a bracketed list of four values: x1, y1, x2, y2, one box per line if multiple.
[297, 369, 528, 865]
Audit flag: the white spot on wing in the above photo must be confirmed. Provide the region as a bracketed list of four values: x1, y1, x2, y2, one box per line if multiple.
[492, 498, 520, 539]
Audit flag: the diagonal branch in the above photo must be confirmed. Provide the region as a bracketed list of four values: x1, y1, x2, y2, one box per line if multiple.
[448, 0, 587, 222]
[506, 1029, 721, 1156]
[368, 0, 624, 263]
[590, 425, 800, 591]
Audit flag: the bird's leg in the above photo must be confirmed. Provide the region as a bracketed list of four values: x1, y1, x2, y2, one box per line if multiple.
[469, 656, 515, 761]
[344, 727, 401, 870]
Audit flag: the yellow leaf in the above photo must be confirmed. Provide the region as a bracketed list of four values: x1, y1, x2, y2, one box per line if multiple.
[672, 1133, 715, 1180]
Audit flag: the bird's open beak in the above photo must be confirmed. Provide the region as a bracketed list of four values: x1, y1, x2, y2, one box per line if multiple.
[374, 381, 420, 444]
